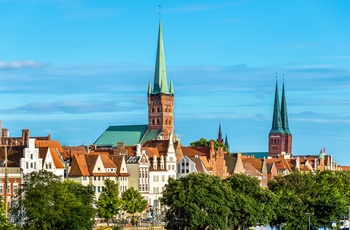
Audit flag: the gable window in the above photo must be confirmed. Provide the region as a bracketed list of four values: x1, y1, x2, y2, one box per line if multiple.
[30, 154, 33, 160]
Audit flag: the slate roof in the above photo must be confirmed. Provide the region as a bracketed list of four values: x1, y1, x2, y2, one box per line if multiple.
[224, 154, 237, 174]
[94, 125, 162, 147]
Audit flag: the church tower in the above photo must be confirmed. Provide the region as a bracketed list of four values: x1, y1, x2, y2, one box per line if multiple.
[147, 20, 174, 140]
[268, 81, 292, 157]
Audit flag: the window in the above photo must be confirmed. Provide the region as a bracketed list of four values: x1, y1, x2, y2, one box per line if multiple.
[30, 163, 33, 169]
[13, 185, 18, 194]
[98, 186, 101, 192]
[162, 175, 165, 182]
[30, 154, 33, 160]
[0, 185, 3, 194]
[26, 162, 28, 169]
[98, 167, 101, 171]
[83, 176, 87, 181]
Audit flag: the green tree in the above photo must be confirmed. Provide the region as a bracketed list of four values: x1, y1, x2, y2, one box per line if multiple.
[121, 187, 148, 219]
[161, 173, 232, 230]
[268, 170, 350, 230]
[63, 180, 96, 230]
[12, 171, 95, 230]
[190, 138, 228, 152]
[224, 173, 276, 230]
[96, 179, 122, 227]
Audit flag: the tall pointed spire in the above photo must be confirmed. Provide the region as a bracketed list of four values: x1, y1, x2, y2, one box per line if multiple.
[225, 133, 230, 151]
[217, 123, 223, 143]
[169, 79, 174, 94]
[281, 81, 291, 134]
[270, 80, 285, 133]
[148, 80, 152, 95]
[152, 20, 169, 94]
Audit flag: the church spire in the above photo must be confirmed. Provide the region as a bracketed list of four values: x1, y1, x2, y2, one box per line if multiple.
[225, 133, 230, 152]
[152, 20, 169, 94]
[270, 80, 285, 133]
[281, 81, 291, 134]
[217, 123, 223, 143]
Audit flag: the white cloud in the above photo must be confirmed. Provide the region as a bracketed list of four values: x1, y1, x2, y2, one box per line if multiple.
[0, 60, 44, 70]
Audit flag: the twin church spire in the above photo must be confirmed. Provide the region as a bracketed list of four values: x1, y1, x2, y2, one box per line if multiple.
[270, 81, 290, 134]
[269, 80, 292, 157]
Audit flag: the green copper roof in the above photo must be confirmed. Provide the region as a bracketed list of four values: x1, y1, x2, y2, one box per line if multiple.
[152, 20, 170, 95]
[270, 81, 285, 133]
[281, 82, 291, 134]
[148, 80, 152, 95]
[169, 79, 174, 94]
[225, 133, 230, 151]
[94, 125, 162, 147]
[237, 152, 269, 159]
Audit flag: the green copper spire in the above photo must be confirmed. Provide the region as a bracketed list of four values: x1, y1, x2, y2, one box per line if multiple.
[270, 81, 285, 133]
[152, 20, 169, 94]
[147, 80, 152, 95]
[169, 79, 174, 94]
[225, 133, 230, 151]
[281, 82, 291, 134]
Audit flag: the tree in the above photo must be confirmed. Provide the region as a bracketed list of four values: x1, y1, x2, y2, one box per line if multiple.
[268, 170, 350, 230]
[63, 180, 96, 230]
[12, 171, 95, 230]
[161, 173, 232, 230]
[190, 138, 228, 152]
[121, 187, 148, 219]
[96, 179, 122, 227]
[224, 174, 276, 230]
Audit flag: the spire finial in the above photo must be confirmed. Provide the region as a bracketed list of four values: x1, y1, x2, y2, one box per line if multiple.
[283, 74, 284, 82]
[159, 5, 162, 19]
[276, 72, 278, 80]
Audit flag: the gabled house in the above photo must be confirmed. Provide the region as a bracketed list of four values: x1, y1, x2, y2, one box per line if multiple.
[68, 151, 129, 199]
[180, 140, 229, 179]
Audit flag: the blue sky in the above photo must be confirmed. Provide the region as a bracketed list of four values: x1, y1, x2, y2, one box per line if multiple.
[0, 1, 350, 165]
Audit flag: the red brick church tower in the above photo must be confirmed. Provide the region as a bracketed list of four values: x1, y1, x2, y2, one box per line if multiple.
[268, 81, 292, 157]
[147, 20, 174, 140]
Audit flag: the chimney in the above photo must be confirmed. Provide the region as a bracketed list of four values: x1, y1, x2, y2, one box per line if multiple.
[117, 142, 124, 150]
[2, 128, 8, 138]
[22, 129, 30, 145]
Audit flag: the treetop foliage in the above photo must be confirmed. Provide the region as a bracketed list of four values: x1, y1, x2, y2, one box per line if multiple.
[190, 138, 228, 152]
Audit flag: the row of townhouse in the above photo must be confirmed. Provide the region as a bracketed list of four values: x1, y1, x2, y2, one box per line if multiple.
[0, 129, 341, 216]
